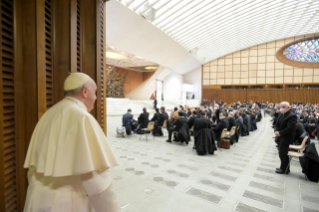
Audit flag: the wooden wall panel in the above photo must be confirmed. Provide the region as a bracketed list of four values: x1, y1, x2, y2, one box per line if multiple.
[203, 88, 319, 104]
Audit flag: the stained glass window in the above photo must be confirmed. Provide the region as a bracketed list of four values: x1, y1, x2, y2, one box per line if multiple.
[283, 38, 319, 62]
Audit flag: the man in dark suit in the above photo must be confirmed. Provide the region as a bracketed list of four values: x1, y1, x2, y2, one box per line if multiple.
[275, 101, 297, 174]
[151, 108, 161, 136]
[227, 111, 236, 131]
[158, 107, 168, 127]
[138, 107, 149, 129]
[212, 111, 229, 142]
[188, 110, 197, 130]
[194, 110, 212, 138]
[122, 109, 133, 127]
[167, 111, 188, 143]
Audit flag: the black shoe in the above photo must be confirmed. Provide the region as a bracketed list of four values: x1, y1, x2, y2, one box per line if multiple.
[275, 169, 285, 174]
[185, 141, 189, 145]
[166, 140, 172, 143]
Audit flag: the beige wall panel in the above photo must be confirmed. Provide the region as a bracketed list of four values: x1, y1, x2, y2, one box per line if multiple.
[233, 58, 241, 64]
[233, 52, 241, 58]
[225, 72, 232, 78]
[225, 65, 232, 72]
[294, 76, 302, 83]
[275, 77, 283, 84]
[266, 63, 274, 70]
[267, 48, 276, 55]
[257, 78, 265, 84]
[258, 44, 267, 49]
[233, 79, 240, 84]
[210, 73, 217, 79]
[225, 79, 232, 84]
[217, 79, 225, 85]
[241, 71, 248, 78]
[276, 47, 281, 52]
[258, 49, 266, 56]
[295, 35, 305, 40]
[241, 50, 248, 57]
[249, 78, 256, 84]
[241, 79, 248, 84]
[284, 76, 293, 83]
[218, 58, 224, 65]
[276, 70, 283, 77]
[276, 40, 284, 46]
[233, 72, 240, 78]
[258, 56, 266, 63]
[304, 68, 313, 76]
[258, 64, 265, 71]
[250, 46, 257, 50]
[210, 60, 217, 65]
[203, 67, 210, 72]
[217, 72, 224, 78]
[241, 65, 248, 71]
[249, 64, 257, 71]
[211, 66, 217, 72]
[225, 58, 232, 65]
[225, 54, 232, 59]
[267, 56, 275, 63]
[266, 78, 274, 83]
[241, 58, 248, 64]
[210, 79, 216, 85]
[234, 65, 240, 71]
[250, 50, 257, 56]
[266, 70, 274, 77]
[218, 66, 225, 72]
[203, 73, 210, 79]
[285, 38, 294, 44]
[304, 76, 313, 83]
[284, 64, 293, 69]
[257, 71, 265, 77]
[314, 69, 319, 75]
[275, 63, 284, 69]
[203, 80, 209, 85]
[249, 71, 257, 77]
[275, 56, 281, 63]
[314, 76, 319, 82]
[267, 42, 276, 48]
[203, 63, 209, 67]
[284, 69, 293, 76]
[294, 68, 303, 76]
[250, 57, 257, 63]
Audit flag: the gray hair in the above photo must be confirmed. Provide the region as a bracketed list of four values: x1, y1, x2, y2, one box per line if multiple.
[64, 80, 92, 96]
[281, 101, 290, 107]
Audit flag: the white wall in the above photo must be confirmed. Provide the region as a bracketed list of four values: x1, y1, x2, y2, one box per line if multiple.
[163, 72, 183, 101]
[106, 0, 201, 75]
[183, 67, 202, 100]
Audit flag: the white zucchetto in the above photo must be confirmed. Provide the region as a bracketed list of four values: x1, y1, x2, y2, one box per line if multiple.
[64, 73, 91, 91]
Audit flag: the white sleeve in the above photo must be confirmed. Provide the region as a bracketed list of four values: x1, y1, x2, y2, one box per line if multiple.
[79, 170, 119, 212]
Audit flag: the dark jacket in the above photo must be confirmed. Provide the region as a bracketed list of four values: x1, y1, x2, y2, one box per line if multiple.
[176, 123, 190, 143]
[294, 122, 305, 141]
[213, 118, 229, 141]
[227, 117, 235, 131]
[188, 116, 197, 129]
[299, 143, 319, 182]
[174, 117, 188, 132]
[276, 110, 297, 145]
[122, 113, 133, 127]
[151, 112, 160, 122]
[195, 128, 216, 155]
[158, 112, 168, 127]
[138, 112, 149, 128]
[194, 117, 212, 136]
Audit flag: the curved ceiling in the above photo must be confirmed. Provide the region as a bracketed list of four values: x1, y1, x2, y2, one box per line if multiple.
[117, 0, 319, 64]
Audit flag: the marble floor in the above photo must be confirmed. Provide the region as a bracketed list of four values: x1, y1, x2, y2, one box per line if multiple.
[107, 114, 319, 212]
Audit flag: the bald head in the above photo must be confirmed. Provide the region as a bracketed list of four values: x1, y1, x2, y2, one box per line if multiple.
[229, 111, 234, 117]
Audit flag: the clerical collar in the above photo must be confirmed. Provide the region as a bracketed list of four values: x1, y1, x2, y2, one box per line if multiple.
[64, 96, 88, 111]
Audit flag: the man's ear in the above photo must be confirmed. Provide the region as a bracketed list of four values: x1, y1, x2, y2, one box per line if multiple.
[82, 86, 88, 98]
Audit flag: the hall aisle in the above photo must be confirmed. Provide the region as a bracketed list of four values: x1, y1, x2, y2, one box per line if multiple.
[107, 114, 319, 212]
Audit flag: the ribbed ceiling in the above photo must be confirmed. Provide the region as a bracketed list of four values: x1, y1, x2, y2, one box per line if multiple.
[116, 0, 319, 64]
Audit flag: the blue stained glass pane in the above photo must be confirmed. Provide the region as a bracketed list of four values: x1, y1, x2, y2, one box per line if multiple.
[283, 38, 319, 62]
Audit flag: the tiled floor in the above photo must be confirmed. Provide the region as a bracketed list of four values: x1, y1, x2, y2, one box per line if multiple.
[107, 114, 319, 212]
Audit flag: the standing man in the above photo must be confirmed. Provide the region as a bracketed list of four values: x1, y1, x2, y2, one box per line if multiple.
[153, 98, 157, 110]
[24, 73, 119, 212]
[274, 101, 297, 174]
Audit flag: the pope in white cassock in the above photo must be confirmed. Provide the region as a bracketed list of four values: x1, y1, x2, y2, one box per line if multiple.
[23, 73, 119, 212]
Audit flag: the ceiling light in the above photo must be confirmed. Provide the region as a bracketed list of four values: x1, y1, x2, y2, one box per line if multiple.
[106, 52, 126, 60]
[145, 66, 159, 70]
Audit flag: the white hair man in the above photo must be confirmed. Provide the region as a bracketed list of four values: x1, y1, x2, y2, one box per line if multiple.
[24, 73, 119, 212]
[274, 101, 297, 174]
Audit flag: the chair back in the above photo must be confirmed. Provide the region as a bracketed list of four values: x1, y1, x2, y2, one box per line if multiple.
[220, 128, 228, 139]
[162, 120, 167, 128]
[300, 136, 308, 149]
[146, 122, 155, 131]
[214, 120, 217, 125]
[229, 126, 236, 136]
[189, 126, 194, 132]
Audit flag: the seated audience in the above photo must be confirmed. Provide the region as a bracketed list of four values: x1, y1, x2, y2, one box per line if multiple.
[157, 106, 169, 136]
[167, 111, 188, 143]
[138, 107, 149, 129]
[227, 111, 236, 131]
[122, 109, 133, 134]
[188, 110, 197, 130]
[212, 111, 229, 142]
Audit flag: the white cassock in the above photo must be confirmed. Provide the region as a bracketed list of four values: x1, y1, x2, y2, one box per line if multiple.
[23, 96, 119, 212]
